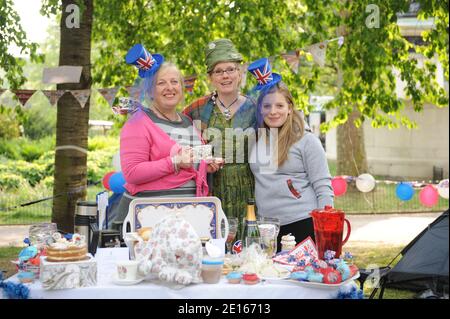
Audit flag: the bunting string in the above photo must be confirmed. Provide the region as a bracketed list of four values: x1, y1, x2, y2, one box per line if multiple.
[0, 36, 345, 108]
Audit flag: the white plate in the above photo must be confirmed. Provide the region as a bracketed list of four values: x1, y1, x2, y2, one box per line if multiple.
[112, 275, 145, 286]
[287, 272, 360, 290]
[123, 197, 228, 240]
[260, 275, 290, 282]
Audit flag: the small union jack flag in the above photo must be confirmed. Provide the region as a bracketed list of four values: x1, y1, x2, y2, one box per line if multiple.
[136, 51, 155, 71]
[232, 240, 242, 254]
[252, 60, 273, 85]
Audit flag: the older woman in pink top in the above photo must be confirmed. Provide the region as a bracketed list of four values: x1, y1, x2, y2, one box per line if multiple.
[109, 47, 223, 229]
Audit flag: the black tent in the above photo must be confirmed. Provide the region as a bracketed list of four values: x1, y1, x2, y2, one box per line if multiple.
[380, 210, 449, 298]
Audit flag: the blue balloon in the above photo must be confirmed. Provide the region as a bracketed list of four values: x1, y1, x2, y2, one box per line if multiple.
[396, 182, 414, 201]
[109, 172, 126, 194]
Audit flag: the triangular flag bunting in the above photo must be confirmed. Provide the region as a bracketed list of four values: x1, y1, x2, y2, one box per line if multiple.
[281, 50, 300, 74]
[71, 89, 91, 108]
[240, 62, 250, 88]
[125, 86, 141, 101]
[183, 75, 197, 95]
[42, 90, 66, 106]
[0, 89, 6, 98]
[307, 42, 327, 67]
[12, 89, 36, 106]
[97, 87, 119, 107]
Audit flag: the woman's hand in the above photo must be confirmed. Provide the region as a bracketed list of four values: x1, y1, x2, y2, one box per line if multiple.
[173, 147, 194, 170]
[206, 157, 224, 173]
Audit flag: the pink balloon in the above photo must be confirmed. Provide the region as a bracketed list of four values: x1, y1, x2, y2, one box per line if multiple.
[419, 185, 439, 207]
[332, 177, 348, 197]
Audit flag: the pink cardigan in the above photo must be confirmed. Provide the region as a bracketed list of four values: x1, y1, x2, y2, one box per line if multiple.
[120, 110, 208, 196]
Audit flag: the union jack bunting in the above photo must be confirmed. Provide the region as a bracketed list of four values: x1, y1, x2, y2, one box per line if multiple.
[183, 75, 197, 95]
[281, 50, 301, 74]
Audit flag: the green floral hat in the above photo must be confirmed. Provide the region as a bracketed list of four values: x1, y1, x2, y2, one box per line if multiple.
[205, 38, 243, 73]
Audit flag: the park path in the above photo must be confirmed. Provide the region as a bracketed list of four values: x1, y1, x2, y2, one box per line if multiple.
[0, 212, 443, 247]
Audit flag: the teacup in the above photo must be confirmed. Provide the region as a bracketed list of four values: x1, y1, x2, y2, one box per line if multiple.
[193, 145, 213, 162]
[116, 260, 140, 281]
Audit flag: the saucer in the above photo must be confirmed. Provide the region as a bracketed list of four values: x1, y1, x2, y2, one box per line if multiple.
[112, 275, 145, 286]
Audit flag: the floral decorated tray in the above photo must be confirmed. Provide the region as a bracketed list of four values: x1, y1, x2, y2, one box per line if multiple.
[122, 196, 228, 240]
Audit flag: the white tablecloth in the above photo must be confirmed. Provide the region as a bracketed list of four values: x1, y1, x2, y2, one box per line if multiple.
[5, 274, 356, 299]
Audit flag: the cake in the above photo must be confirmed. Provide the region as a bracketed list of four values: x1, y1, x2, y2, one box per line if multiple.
[280, 234, 296, 251]
[242, 273, 260, 285]
[46, 233, 88, 262]
[226, 272, 242, 284]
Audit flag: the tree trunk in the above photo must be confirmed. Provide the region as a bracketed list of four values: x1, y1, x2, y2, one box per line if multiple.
[336, 108, 368, 176]
[335, 19, 368, 178]
[52, 0, 93, 233]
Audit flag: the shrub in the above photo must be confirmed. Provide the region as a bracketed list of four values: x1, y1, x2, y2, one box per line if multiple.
[0, 139, 21, 160]
[87, 148, 117, 183]
[88, 135, 119, 151]
[0, 107, 21, 139]
[0, 160, 49, 187]
[0, 172, 28, 190]
[21, 104, 56, 139]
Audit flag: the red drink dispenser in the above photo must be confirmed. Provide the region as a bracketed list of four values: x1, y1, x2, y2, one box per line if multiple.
[310, 205, 351, 259]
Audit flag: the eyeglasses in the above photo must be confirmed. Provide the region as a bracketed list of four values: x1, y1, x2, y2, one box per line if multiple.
[211, 67, 238, 77]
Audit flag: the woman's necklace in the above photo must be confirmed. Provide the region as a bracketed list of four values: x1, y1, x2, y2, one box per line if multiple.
[152, 104, 181, 122]
[217, 95, 239, 120]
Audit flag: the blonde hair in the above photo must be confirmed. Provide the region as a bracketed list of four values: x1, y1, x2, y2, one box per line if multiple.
[145, 62, 185, 105]
[257, 82, 305, 167]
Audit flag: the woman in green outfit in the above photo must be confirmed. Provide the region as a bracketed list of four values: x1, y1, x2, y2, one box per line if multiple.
[182, 39, 256, 242]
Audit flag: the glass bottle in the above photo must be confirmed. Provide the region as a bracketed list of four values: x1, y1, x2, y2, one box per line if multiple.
[242, 198, 261, 248]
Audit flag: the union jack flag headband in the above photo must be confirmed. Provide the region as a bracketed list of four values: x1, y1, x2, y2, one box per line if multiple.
[125, 44, 164, 79]
[247, 57, 282, 91]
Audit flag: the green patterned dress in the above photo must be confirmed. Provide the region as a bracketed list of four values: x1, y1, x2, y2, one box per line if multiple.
[183, 93, 256, 240]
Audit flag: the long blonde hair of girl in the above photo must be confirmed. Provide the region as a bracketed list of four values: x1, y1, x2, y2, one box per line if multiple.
[256, 82, 305, 167]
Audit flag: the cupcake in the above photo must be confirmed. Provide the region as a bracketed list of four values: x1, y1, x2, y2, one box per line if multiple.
[242, 273, 260, 285]
[226, 272, 242, 284]
[280, 234, 296, 251]
[18, 271, 35, 283]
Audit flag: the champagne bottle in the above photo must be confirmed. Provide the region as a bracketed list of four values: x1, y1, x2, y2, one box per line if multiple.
[243, 198, 261, 248]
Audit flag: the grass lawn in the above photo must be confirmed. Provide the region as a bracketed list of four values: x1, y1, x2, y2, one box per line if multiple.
[0, 243, 416, 299]
[0, 246, 21, 279]
[0, 184, 105, 224]
[344, 243, 415, 299]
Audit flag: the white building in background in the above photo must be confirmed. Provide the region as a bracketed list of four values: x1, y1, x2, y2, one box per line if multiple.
[314, 6, 449, 180]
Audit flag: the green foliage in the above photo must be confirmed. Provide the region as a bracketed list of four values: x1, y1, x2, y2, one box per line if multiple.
[307, 0, 449, 132]
[0, 0, 44, 89]
[0, 134, 118, 191]
[91, 0, 311, 98]
[21, 103, 57, 140]
[0, 171, 27, 190]
[87, 134, 119, 181]
[84, 0, 448, 132]
[0, 106, 21, 139]
[87, 148, 117, 182]
[0, 140, 21, 159]
[0, 136, 55, 161]
[4, 161, 48, 187]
